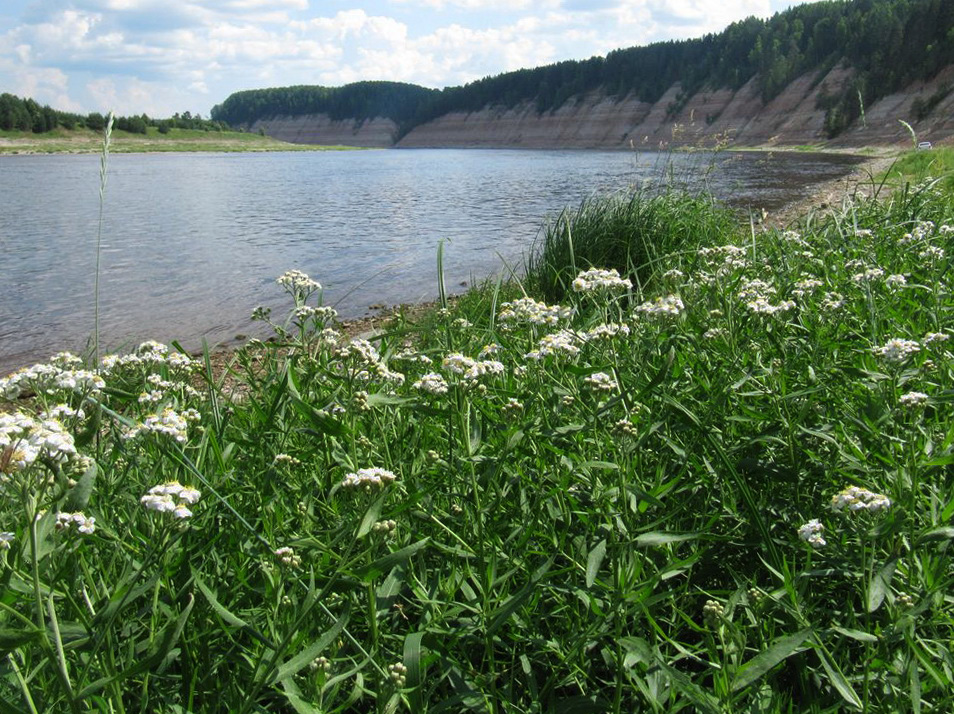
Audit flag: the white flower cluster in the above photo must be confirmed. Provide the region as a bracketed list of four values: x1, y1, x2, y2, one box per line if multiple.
[394, 348, 434, 365]
[37, 404, 83, 421]
[55, 511, 96, 535]
[635, 295, 684, 317]
[746, 297, 796, 315]
[525, 330, 582, 360]
[738, 279, 776, 301]
[277, 269, 321, 293]
[294, 305, 338, 322]
[918, 245, 945, 260]
[899, 221, 936, 245]
[141, 481, 201, 519]
[584, 323, 631, 341]
[851, 267, 885, 283]
[797, 519, 826, 548]
[872, 338, 920, 363]
[125, 408, 191, 443]
[478, 343, 503, 358]
[101, 341, 195, 372]
[821, 292, 845, 311]
[0, 359, 105, 400]
[441, 354, 505, 381]
[780, 230, 809, 245]
[923, 332, 949, 344]
[698, 244, 747, 275]
[885, 274, 907, 288]
[571, 267, 632, 293]
[1, 413, 77, 475]
[274, 546, 302, 568]
[341, 467, 397, 491]
[792, 277, 823, 298]
[498, 297, 573, 326]
[0, 532, 13, 549]
[831, 486, 891, 512]
[583, 372, 617, 392]
[413, 372, 449, 395]
[336, 339, 405, 385]
[899, 391, 929, 408]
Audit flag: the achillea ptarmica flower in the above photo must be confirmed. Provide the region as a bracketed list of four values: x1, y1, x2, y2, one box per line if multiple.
[899, 391, 929, 408]
[525, 330, 582, 360]
[792, 278, 823, 298]
[584, 323, 631, 341]
[274, 546, 302, 568]
[583, 372, 618, 392]
[831, 486, 891, 512]
[0, 532, 13, 549]
[388, 662, 408, 687]
[341, 467, 397, 491]
[635, 295, 684, 317]
[702, 600, 725, 628]
[141, 481, 201, 519]
[885, 274, 907, 288]
[918, 245, 945, 260]
[125, 408, 190, 443]
[923, 332, 949, 344]
[441, 354, 504, 381]
[821, 292, 845, 311]
[55, 511, 96, 535]
[498, 297, 573, 326]
[571, 267, 632, 293]
[277, 269, 321, 293]
[745, 297, 795, 315]
[851, 267, 885, 283]
[413, 372, 449, 395]
[797, 519, 826, 548]
[872, 338, 920, 363]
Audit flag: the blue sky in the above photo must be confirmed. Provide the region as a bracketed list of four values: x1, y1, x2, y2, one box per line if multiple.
[0, 0, 811, 118]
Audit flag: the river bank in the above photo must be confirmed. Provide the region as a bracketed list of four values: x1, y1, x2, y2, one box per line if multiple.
[0, 126, 368, 154]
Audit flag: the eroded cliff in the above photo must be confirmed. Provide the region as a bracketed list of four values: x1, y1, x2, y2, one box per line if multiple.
[254, 64, 954, 150]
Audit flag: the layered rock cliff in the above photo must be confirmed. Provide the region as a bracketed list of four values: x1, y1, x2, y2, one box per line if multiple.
[253, 64, 954, 150]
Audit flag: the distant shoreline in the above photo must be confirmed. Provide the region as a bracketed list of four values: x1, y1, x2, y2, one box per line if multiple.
[0, 127, 372, 155]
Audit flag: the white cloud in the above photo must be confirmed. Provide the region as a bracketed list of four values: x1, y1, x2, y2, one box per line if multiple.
[0, 0, 809, 116]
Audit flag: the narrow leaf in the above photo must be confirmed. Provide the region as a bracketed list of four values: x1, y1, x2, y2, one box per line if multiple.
[585, 539, 607, 588]
[732, 629, 812, 691]
[635, 532, 698, 547]
[867, 557, 897, 613]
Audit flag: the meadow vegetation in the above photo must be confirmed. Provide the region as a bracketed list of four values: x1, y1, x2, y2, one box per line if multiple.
[0, 157, 952, 712]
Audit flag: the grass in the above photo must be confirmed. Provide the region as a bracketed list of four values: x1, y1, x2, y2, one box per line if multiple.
[0, 126, 368, 154]
[0, 156, 952, 712]
[886, 146, 954, 192]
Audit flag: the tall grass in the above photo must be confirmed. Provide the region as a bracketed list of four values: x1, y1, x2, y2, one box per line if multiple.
[0, 158, 952, 712]
[525, 187, 739, 303]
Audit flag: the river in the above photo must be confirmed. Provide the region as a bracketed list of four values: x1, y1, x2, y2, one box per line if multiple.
[0, 148, 865, 372]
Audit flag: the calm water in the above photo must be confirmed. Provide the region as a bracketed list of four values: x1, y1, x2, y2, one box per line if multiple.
[0, 148, 864, 372]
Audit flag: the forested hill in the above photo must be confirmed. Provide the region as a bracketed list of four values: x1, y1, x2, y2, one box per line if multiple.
[210, 0, 954, 145]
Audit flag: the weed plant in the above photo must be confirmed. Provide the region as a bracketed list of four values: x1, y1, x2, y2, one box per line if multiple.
[0, 173, 952, 712]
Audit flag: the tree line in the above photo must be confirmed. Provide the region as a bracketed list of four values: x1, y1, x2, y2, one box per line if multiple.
[0, 94, 227, 134]
[211, 0, 954, 139]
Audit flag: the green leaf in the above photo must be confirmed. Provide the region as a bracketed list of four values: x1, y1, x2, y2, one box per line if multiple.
[279, 677, 323, 714]
[356, 494, 386, 539]
[194, 572, 274, 648]
[0, 627, 41, 656]
[815, 642, 863, 710]
[404, 632, 425, 711]
[356, 539, 430, 583]
[585, 539, 607, 588]
[65, 458, 97, 511]
[487, 557, 554, 636]
[270, 605, 350, 684]
[916, 527, 954, 545]
[635, 532, 698, 547]
[832, 626, 878, 644]
[867, 557, 897, 613]
[732, 629, 812, 691]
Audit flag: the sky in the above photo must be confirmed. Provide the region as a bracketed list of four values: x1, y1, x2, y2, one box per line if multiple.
[0, 0, 813, 119]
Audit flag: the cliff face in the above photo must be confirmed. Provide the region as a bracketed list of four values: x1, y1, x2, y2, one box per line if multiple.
[248, 114, 398, 147]
[256, 64, 954, 149]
